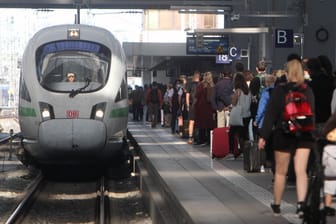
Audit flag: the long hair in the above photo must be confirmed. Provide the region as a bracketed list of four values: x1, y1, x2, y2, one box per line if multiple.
[286, 59, 305, 84]
[202, 71, 214, 88]
[234, 72, 249, 94]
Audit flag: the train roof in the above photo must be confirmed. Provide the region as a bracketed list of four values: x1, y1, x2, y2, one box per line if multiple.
[23, 24, 125, 60]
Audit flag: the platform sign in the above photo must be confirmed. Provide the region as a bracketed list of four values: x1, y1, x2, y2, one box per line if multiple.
[229, 47, 241, 60]
[216, 47, 242, 64]
[275, 29, 293, 48]
[186, 36, 229, 55]
[216, 55, 231, 64]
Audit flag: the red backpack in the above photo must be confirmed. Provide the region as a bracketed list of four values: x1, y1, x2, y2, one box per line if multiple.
[282, 83, 314, 134]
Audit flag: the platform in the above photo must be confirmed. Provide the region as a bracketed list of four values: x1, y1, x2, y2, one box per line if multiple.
[128, 121, 336, 224]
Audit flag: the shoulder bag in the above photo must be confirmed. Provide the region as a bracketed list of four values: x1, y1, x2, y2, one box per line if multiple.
[229, 90, 243, 126]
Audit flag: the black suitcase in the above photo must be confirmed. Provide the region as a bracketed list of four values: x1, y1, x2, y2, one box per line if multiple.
[243, 140, 262, 172]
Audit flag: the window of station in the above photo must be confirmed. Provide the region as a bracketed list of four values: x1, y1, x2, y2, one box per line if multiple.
[145, 10, 181, 30]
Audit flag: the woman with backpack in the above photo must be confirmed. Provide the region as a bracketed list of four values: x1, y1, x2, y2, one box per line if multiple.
[258, 59, 315, 218]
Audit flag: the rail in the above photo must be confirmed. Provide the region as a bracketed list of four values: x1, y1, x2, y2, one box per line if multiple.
[5, 172, 44, 224]
[0, 130, 21, 144]
[0, 129, 21, 163]
[95, 176, 110, 224]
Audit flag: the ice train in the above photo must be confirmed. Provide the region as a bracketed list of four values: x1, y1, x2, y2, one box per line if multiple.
[18, 24, 129, 168]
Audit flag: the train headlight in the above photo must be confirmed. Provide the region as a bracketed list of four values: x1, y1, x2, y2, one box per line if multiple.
[95, 109, 104, 119]
[91, 102, 106, 121]
[68, 28, 80, 39]
[39, 102, 54, 121]
[42, 109, 51, 119]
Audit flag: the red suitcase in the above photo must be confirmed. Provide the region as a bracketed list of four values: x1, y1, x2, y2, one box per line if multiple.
[210, 127, 230, 158]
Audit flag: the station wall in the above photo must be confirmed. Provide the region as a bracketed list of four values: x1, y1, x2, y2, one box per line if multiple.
[230, 0, 336, 72]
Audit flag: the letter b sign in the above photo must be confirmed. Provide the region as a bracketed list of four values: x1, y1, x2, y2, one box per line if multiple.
[275, 29, 293, 48]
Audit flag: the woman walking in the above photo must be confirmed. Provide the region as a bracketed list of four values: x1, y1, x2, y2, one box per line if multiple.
[258, 59, 315, 218]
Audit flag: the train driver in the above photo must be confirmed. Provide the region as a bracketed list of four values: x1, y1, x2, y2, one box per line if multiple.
[67, 72, 76, 82]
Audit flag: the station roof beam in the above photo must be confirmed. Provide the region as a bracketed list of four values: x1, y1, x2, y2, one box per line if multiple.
[0, 0, 244, 9]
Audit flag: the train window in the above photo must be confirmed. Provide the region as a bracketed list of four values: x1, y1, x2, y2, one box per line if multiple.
[115, 78, 128, 102]
[19, 77, 31, 102]
[36, 40, 111, 93]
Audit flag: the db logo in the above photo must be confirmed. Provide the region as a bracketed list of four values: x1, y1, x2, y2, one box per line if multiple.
[66, 110, 79, 118]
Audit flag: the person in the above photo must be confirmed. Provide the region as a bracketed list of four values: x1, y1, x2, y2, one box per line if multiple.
[250, 60, 267, 138]
[244, 70, 254, 87]
[131, 86, 144, 121]
[254, 74, 276, 172]
[143, 84, 150, 124]
[194, 71, 216, 145]
[163, 83, 173, 127]
[186, 71, 200, 143]
[307, 57, 334, 135]
[177, 80, 188, 137]
[67, 72, 76, 82]
[321, 95, 336, 217]
[146, 82, 163, 128]
[232, 62, 245, 86]
[211, 71, 233, 128]
[169, 79, 184, 134]
[254, 74, 277, 134]
[228, 72, 251, 159]
[258, 59, 315, 218]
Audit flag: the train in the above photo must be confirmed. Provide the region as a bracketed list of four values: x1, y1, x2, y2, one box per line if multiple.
[18, 24, 129, 170]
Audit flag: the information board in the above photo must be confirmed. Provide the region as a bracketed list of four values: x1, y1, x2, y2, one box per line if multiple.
[186, 36, 229, 55]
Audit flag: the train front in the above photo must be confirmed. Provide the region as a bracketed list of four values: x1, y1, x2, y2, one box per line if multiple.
[18, 25, 129, 166]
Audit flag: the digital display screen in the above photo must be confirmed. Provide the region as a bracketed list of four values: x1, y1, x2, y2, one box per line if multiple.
[41, 41, 101, 55]
[186, 36, 229, 55]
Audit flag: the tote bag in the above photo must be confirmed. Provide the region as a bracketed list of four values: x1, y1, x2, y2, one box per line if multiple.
[229, 91, 243, 126]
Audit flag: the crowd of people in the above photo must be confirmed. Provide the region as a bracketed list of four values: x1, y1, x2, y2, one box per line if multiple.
[129, 53, 336, 218]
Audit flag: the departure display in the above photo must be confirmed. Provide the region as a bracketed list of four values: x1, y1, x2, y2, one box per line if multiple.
[186, 36, 229, 55]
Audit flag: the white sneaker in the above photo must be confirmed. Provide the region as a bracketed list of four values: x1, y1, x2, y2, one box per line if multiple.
[225, 153, 235, 160]
[260, 165, 265, 173]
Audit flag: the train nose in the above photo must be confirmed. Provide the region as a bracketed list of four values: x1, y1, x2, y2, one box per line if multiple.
[38, 119, 106, 151]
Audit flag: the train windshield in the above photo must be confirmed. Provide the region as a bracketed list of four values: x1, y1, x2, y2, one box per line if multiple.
[36, 40, 111, 92]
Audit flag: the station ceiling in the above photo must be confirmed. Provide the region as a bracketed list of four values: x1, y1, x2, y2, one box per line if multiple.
[0, 0, 240, 9]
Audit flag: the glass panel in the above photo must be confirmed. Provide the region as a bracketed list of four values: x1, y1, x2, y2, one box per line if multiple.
[35, 40, 111, 93]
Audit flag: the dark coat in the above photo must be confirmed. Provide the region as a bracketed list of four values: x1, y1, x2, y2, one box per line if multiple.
[211, 77, 233, 111]
[308, 71, 334, 123]
[195, 84, 215, 129]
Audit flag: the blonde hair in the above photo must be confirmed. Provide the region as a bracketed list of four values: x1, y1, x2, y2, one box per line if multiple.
[286, 59, 305, 84]
[179, 75, 187, 85]
[273, 69, 286, 78]
[203, 71, 214, 88]
[264, 74, 276, 87]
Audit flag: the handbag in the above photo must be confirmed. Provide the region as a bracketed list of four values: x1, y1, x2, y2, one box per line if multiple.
[229, 90, 243, 126]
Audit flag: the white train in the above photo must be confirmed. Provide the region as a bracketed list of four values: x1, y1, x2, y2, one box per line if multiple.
[18, 24, 129, 168]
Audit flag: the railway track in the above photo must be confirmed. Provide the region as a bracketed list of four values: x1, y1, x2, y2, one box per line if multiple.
[4, 174, 116, 224]
[0, 126, 173, 224]
[5, 172, 45, 224]
[0, 133, 150, 223]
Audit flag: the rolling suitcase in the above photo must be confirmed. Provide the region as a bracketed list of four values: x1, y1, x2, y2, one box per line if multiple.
[243, 140, 263, 172]
[210, 127, 230, 158]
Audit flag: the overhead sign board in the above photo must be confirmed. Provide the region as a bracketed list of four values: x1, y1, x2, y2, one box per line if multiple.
[186, 36, 229, 55]
[216, 55, 232, 64]
[216, 47, 244, 64]
[275, 29, 293, 48]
